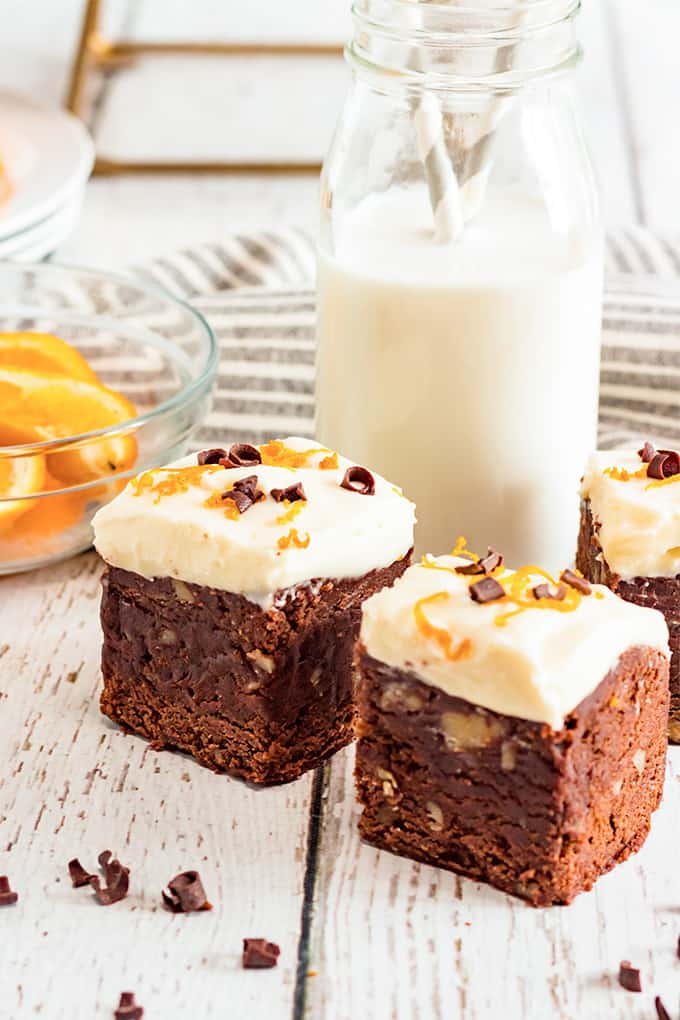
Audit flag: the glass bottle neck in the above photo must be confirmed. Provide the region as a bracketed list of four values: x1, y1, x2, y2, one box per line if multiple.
[348, 0, 581, 92]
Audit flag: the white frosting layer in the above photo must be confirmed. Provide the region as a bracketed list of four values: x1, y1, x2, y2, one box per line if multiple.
[581, 450, 680, 579]
[93, 437, 415, 604]
[360, 555, 669, 728]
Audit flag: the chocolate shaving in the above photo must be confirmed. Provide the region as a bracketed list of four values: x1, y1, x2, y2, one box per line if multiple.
[455, 559, 485, 576]
[69, 851, 129, 905]
[221, 443, 262, 468]
[68, 858, 94, 888]
[0, 875, 18, 906]
[242, 938, 281, 969]
[618, 960, 642, 993]
[162, 870, 211, 913]
[560, 569, 592, 596]
[197, 448, 227, 466]
[655, 997, 672, 1020]
[340, 465, 375, 496]
[270, 481, 307, 503]
[638, 441, 656, 463]
[222, 475, 265, 514]
[455, 547, 503, 576]
[647, 449, 680, 480]
[114, 992, 144, 1019]
[90, 851, 130, 906]
[478, 548, 503, 574]
[532, 583, 567, 602]
[469, 577, 505, 605]
[677, 934, 680, 960]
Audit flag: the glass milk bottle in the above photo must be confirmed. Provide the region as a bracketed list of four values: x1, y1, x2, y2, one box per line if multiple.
[316, 0, 603, 568]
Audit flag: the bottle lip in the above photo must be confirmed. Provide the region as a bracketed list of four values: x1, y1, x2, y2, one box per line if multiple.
[348, 0, 582, 91]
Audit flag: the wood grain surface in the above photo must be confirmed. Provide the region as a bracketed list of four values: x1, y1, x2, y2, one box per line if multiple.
[1, 1, 679, 1018]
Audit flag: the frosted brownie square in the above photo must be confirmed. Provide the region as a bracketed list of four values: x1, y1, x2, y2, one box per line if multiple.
[579, 443, 680, 741]
[93, 437, 414, 784]
[356, 547, 669, 905]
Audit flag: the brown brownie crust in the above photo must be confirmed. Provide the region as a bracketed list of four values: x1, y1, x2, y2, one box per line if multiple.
[355, 645, 669, 906]
[577, 498, 680, 743]
[100, 555, 409, 784]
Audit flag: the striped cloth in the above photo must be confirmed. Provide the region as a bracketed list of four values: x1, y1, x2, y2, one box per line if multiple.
[136, 225, 680, 450]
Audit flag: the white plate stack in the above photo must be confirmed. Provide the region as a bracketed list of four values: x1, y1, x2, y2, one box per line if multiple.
[0, 93, 95, 262]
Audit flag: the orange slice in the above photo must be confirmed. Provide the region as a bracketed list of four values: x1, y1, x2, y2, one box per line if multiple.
[0, 332, 98, 383]
[0, 367, 138, 484]
[0, 453, 46, 533]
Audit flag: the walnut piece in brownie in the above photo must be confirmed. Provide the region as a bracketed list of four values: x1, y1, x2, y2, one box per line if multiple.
[94, 438, 415, 784]
[579, 446, 680, 741]
[355, 545, 670, 906]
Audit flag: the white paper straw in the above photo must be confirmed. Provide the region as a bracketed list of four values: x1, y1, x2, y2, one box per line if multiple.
[404, 1, 464, 243]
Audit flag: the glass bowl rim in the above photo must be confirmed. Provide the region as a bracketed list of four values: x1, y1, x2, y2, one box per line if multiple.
[0, 259, 218, 456]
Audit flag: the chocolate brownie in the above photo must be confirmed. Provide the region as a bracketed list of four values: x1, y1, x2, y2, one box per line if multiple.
[356, 647, 668, 906]
[100, 559, 408, 784]
[93, 437, 415, 783]
[356, 547, 670, 904]
[579, 445, 680, 742]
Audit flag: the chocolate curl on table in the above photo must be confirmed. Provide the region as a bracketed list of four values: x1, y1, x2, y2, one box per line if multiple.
[0, 875, 18, 906]
[270, 481, 307, 503]
[654, 997, 672, 1020]
[114, 992, 144, 1020]
[617, 960, 642, 993]
[219, 443, 262, 469]
[162, 870, 211, 913]
[242, 938, 281, 969]
[68, 851, 129, 905]
[646, 449, 680, 480]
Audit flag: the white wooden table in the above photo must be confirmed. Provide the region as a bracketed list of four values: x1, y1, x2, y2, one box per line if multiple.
[1, 2, 680, 1018]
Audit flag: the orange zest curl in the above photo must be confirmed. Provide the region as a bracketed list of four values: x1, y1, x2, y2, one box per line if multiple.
[131, 465, 220, 503]
[318, 451, 339, 470]
[604, 466, 647, 482]
[420, 555, 459, 577]
[451, 535, 477, 559]
[276, 500, 305, 526]
[645, 474, 680, 490]
[277, 527, 310, 550]
[494, 565, 582, 627]
[259, 440, 329, 470]
[203, 489, 241, 520]
[413, 592, 472, 662]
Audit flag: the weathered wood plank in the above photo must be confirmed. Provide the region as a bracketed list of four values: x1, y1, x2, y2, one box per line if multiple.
[304, 745, 680, 1020]
[0, 553, 312, 1019]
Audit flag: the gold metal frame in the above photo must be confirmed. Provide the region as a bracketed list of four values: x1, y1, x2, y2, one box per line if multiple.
[66, 0, 343, 175]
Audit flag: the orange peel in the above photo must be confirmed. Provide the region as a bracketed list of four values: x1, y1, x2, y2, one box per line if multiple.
[0, 332, 98, 383]
[0, 453, 46, 533]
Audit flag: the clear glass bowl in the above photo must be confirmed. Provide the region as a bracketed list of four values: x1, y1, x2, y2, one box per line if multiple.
[0, 263, 217, 574]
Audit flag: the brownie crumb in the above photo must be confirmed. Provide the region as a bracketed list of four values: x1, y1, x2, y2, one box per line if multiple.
[340, 466, 375, 496]
[114, 991, 144, 1019]
[0, 876, 18, 906]
[469, 576, 505, 605]
[197, 448, 227, 466]
[162, 870, 211, 913]
[618, 960, 642, 992]
[242, 938, 280, 969]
